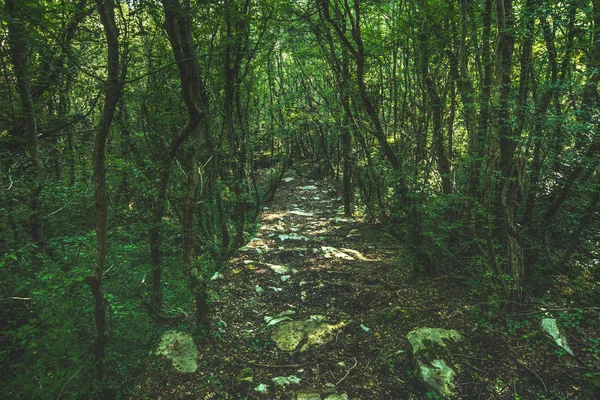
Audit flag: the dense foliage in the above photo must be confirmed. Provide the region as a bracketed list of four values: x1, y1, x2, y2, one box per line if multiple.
[1, 0, 598, 397]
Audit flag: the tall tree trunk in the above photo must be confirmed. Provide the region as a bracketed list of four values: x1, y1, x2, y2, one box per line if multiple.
[542, 0, 600, 226]
[162, 0, 209, 328]
[6, 0, 46, 247]
[495, 0, 524, 307]
[419, 6, 452, 195]
[149, 123, 195, 318]
[478, 0, 494, 203]
[458, 0, 478, 197]
[90, 0, 121, 380]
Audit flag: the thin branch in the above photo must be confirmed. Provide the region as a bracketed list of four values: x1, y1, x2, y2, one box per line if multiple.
[336, 357, 358, 385]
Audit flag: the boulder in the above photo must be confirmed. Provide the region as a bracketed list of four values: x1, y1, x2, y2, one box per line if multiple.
[272, 319, 345, 352]
[540, 318, 574, 355]
[407, 328, 463, 398]
[156, 330, 199, 373]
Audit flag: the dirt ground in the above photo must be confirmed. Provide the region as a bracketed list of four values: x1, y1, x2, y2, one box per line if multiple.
[131, 170, 600, 399]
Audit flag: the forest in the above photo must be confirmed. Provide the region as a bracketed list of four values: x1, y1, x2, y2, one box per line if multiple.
[1, 0, 599, 398]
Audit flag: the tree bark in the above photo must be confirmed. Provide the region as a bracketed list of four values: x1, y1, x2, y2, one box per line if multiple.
[5, 0, 47, 247]
[495, 0, 524, 307]
[91, 0, 121, 380]
[161, 0, 209, 328]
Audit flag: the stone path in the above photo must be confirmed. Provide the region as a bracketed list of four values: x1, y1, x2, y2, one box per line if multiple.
[139, 169, 585, 399]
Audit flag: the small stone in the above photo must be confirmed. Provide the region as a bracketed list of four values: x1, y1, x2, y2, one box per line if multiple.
[272, 375, 301, 386]
[407, 327, 463, 355]
[325, 394, 349, 400]
[289, 210, 314, 217]
[268, 263, 289, 274]
[296, 391, 321, 400]
[254, 383, 268, 393]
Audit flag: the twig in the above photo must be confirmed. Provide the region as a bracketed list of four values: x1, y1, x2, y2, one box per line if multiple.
[232, 356, 304, 369]
[221, 345, 303, 368]
[56, 366, 84, 400]
[508, 307, 600, 317]
[502, 336, 547, 392]
[336, 357, 357, 386]
[46, 200, 74, 217]
[0, 297, 32, 301]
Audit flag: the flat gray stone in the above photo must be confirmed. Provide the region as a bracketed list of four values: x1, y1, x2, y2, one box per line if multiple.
[296, 392, 321, 400]
[540, 318, 574, 355]
[272, 320, 346, 352]
[407, 327, 462, 355]
[407, 328, 463, 398]
[156, 330, 198, 373]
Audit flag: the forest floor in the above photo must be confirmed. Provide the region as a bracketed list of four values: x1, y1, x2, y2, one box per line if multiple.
[132, 169, 599, 399]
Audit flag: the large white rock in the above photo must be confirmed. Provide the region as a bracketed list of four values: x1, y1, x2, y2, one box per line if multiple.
[407, 328, 463, 398]
[540, 318, 574, 355]
[156, 330, 199, 373]
[272, 319, 346, 352]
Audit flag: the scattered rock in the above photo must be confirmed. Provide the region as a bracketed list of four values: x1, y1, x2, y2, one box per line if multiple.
[267, 263, 289, 274]
[265, 310, 296, 327]
[279, 234, 309, 241]
[417, 359, 457, 399]
[289, 210, 314, 217]
[325, 394, 349, 400]
[339, 248, 373, 261]
[540, 318, 574, 355]
[272, 375, 301, 386]
[407, 328, 463, 398]
[407, 327, 463, 354]
[210, 271, 223, 281]
[296, 391, 322, 400]
[272, 319, 346, 352]
[254, 383, 268, 393]
[155, 330, 199, 373]
[295, 385, 349, 400]
[330, 217, 354, 223]
[321, 246, 354, 260]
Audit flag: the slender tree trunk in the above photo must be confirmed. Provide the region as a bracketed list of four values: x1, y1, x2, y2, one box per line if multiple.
[555, 175, 600, 272]
[458, 0, 478, 197]
[149, 123, 194, 317]
[495, 0, 524, 307]
[162, 0, 209, 328]
[90, 0, 121, 380]
[543, 0, 600, 226]
[6, 0, 47, 247]
[419, 8, 452, 195]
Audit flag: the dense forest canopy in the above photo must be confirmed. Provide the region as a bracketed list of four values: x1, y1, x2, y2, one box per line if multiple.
[1, 0, 599, 397]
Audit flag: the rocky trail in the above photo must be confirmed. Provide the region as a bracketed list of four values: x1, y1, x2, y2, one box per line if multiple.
[133, 171, 598, 399]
